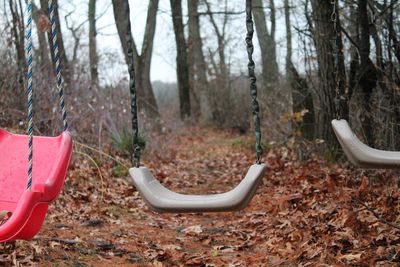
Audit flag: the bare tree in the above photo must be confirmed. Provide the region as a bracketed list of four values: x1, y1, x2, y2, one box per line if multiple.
[284, 0, 292, 75]
[357, 0, 378, 146]
[170, 0, 191, 119]
[203, 0, 231, 124]
[6, 0, 26, 111]
[88, 0, 99, 85]
[40, 0, 70, 82]
[112, 0, 160, 120]
[253, 0, 279, 87]
[204, 0, 229, 79]
[30, 1, 51, 68]
[187, 0, 209, 121]
[285, 0, 315, 139]
[310, 0, 346, 148]
[8, 0, 25, 81]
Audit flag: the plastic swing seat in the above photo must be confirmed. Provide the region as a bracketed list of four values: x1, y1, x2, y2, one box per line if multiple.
[130, 164, 267, 213]
[0, 129, 72, 242]
[125, 1, 266, 213]
[332, 119, 400, 169]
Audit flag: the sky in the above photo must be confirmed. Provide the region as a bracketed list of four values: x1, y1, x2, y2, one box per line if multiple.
[59, 0, 296, 85]
[0, 0, 305, 85]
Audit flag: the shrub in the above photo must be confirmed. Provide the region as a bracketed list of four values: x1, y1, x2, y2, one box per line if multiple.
[110, 128, 146, 157]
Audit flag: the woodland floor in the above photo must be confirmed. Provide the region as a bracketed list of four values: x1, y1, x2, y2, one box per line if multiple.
[2, 127, 400, 266]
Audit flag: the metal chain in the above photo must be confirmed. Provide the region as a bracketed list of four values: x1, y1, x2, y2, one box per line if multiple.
[26, 0, 34, 190]
[245, 0, 263, 164]
[331, 0, 345, 120]
[331, 0, 340, 119]
[125, 1, 141, 167]
[127, 0, 262, 166]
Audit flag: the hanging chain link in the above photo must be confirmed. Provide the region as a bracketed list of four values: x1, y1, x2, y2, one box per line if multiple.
[125, 1, 141, 168]
[246, 0, 263, 164]
[331, 0, 346, 120]
[331, 0, 341, 119]
[127, 0, 262, 166]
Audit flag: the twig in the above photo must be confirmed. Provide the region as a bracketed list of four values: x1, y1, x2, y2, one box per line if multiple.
[339, 25, 360, 52]
[74, 141, 129, 170]
[74, 150, 105, 201]
[352, 197, 400, 231]
[0, 211, 12, 226]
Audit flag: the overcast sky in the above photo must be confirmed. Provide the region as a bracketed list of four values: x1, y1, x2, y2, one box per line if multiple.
[1, 0, 305, 85]
[60, 0, 299, 85]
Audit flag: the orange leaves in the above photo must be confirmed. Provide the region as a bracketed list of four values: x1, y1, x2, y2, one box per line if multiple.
[357, 176, 369, 196]
[276, 193, 303, 211]
[0, 211, 12, 226]
[326, 175, 337, 193]
[2, 127, 400, 265]
[38, 15, 51, 33]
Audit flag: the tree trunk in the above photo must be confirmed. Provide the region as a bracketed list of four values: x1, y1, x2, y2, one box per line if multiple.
[358, 0, 378, 146]
[31, 2, 51, 68]
[385, 1, 400, 64]
[268, 0, 278, 81]
[8, 0, 25, 109]
[170, 0, 191, 120]
[204, 0, 230, 124]
[40, 0, 70, 82]
[9, 0, 26, 80]
[310, 0, 346, 149]
[284, 0, 292, 75]
[285, 0, 315, 139]
[187, 0, 206, 120]
[204, 0, 228, 79]
[347, 1, 359, 100]
[253, 0, 279, 87]
[112, 0, 160, 120]
[88, 0, 99, 86]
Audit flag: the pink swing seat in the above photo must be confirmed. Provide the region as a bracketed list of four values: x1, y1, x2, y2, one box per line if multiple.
[0, 128, 72, 242]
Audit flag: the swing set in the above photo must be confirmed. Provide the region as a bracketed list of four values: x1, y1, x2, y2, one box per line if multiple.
[329, 0, 400, 169]
[0, 0, 72, 242]
[0, 0, 398, 243]
[128, 0, 267, 213]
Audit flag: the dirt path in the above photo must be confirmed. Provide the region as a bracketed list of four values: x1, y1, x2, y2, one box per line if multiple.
[1, 127, 400, 266]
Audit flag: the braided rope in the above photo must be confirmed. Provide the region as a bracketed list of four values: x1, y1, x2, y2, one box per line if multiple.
[25, 0, 69, 190]
[245, 0, 263, 164]
[26, 0, 34, 190]
[48, 0, 68, 131]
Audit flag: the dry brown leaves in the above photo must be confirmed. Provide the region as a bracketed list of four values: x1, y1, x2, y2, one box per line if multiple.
[1, 127, 400, 266]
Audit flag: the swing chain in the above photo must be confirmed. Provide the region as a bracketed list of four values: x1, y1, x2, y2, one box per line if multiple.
[127, 0, 262, 166]
[331, 0, 345, 120]
[246, 0, 263, 164]
[125, 1, 141, 168]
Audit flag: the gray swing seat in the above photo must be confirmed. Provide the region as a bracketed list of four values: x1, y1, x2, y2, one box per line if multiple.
[332, 119, 400, 169]
[129, 164, 267, 213]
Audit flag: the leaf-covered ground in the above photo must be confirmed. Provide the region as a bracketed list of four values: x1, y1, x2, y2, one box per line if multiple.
[2, 127, 400, 266]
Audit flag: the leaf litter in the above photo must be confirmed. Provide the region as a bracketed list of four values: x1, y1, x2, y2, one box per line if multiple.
[1, 127, 400, 266]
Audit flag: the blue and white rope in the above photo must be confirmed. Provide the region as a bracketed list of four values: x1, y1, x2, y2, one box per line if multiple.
[26, 0, 34, 190]
[48, 0, 68, 131]
[25, 0, 69, 190]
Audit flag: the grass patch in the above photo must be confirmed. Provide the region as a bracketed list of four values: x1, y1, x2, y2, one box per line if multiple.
[110, 128, 146, 157]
